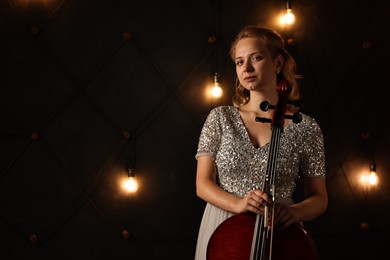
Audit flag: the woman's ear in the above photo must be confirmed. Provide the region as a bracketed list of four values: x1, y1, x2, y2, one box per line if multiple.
[275, 55, 284, 73]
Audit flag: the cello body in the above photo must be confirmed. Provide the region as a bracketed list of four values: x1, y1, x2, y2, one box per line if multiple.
[207, 212, 318, 260]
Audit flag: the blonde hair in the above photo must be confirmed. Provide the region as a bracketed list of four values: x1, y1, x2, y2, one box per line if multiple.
[230, 25, 301, 110]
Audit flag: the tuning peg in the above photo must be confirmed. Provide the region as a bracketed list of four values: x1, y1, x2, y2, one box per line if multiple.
[285, 112, 302, 123]
[287, 99, 301, 108]
[255, 117, 272, 123]
[259, 101, 276, 112]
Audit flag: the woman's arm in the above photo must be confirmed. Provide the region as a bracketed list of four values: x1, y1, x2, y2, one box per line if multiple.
[196, 155, 271, 215]
[290, 177, 328, 222]
[275, 177, 328, 228]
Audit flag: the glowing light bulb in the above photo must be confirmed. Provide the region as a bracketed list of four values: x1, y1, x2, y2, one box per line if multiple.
[359, 163, 379, 188]
[368, 163, 378, 186]
[123, 168, 139, 193]
[279, 9, 295, 25]
[124, 176, 138, 192]
[285, 9, 295, 24]
[211, 84, 222, 98]
[368, 172, 378, 185]
[279, 0, 296, 26]
[211, 73, 223, 98]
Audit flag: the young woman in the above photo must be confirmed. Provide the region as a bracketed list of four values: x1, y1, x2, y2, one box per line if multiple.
[194, 25, 328, 259]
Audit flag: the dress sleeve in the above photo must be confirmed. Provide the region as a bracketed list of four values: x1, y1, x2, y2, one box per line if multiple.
[195, 108, 222, 159]
[300, 117, 326, 178]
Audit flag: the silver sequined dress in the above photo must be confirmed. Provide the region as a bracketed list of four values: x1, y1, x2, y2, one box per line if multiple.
[194, 105, 326, 260]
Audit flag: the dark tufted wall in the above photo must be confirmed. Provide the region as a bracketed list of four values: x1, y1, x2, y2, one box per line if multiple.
[1, 0, 390, 259]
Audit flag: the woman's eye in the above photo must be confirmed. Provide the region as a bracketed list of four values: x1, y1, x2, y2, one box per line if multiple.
[251, 55, 261, 61]
[235, 60, 243, 66]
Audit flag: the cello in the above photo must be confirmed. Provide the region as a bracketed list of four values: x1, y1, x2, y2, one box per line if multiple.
[206, 80, 318, 260]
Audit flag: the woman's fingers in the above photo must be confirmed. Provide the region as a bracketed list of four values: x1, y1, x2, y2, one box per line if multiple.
[272, 203, 297, 229]
[245, 190, 271, 214]
[252, 190, 272, 204]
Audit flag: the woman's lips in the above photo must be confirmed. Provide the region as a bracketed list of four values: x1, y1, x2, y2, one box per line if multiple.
[244, 76, 256, 82]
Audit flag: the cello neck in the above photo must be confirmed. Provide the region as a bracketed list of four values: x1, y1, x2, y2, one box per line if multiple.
[250, 80, 291, 259]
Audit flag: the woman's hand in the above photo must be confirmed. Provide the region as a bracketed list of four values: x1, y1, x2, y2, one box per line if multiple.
[237, 189, 272, 215]
[272, 203, 298, 229]
[237, 192, 297, 229]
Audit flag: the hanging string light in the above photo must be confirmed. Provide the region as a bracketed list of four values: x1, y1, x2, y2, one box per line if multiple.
[124, 167, 138, 192]
[211, 72, 223, 98]
[360, 162, 378, 187]
[279, 0, 296, 26]
[122, 138, 139, 193]
[359, 133, 379, 190]
[368, 163, 378, 185]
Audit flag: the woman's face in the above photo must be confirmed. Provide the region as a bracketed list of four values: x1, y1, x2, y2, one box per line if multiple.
[234, 37, 280, 92]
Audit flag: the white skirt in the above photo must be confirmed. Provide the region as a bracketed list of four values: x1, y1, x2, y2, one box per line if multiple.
[194, 203, 234, 260]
